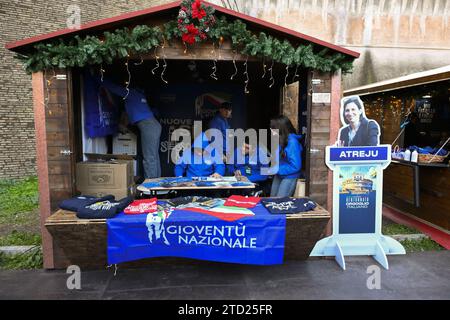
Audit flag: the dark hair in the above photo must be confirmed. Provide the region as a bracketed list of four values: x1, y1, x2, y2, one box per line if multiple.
[220, 101, 232, 110]
[270, 115, 297, 149]
[342, 97, 364, 124]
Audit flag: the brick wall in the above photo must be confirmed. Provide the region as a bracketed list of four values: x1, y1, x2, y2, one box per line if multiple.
[0, 0, 165, 179]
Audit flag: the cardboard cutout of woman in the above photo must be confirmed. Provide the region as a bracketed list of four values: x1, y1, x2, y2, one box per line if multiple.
[336, 95, 380, 147]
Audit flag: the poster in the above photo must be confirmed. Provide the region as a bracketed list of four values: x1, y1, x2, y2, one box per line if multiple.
[149, 83, 246, 176]
[338, 165, 377, 234]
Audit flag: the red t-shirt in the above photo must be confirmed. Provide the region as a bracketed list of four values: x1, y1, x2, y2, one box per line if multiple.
[224, 195, 260, 208]
[124, 198, 157, 214]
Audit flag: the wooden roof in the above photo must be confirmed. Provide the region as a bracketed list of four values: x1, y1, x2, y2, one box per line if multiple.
[344, 65, 450, 96]
[5, 0, 359, 59]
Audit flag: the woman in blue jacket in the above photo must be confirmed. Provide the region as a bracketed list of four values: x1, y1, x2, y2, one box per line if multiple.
[269, 115, 303, 197]
[174, 132, 225, 178]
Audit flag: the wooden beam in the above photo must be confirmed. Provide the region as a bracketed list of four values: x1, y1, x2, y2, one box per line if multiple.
[32, 72, 54, 269]
[327, 70, 342, 236]
[133, 40, 260, 61]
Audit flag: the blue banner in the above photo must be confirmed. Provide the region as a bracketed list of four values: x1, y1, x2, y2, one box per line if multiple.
[83, 71, 120, 138]
[337, 166, 377, 234]
[107, 203, 285, 265]
[329, 146, 389, 162]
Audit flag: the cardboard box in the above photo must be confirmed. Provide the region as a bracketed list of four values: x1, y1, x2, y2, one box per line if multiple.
[79, 184, 136, 200]
[84, 153, 135, 181]
[294, 179, 306, 198]
[76, 160, 133, 190]
[113, 132, 137, 155]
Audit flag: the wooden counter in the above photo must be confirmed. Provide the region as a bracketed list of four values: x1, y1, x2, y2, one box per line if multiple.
[384, 161, 450, 231]
[45, 204, 330, 269]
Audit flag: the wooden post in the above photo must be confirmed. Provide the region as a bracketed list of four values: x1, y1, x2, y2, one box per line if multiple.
[326, 70, 342, 235]
[32, 72, 54, 269]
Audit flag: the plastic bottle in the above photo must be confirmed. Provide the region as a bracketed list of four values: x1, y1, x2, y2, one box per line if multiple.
[404, 149, 411, 161]
[411, 150, 418, 163]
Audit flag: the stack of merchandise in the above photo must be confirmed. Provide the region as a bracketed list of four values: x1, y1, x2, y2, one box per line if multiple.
[59, 195, 133, 219]
[261, 197, 317, 214]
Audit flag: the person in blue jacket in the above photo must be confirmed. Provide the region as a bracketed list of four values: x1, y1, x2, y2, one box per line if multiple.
[209, 101, 232, 154]
[269, 115, 303, 197]
[228, 143, 269, 183]
[174, 132, 225, 178]
[97, 75, 161, 179]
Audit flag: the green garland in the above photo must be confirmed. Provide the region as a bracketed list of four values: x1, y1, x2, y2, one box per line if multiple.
[16, 15, 354, 74]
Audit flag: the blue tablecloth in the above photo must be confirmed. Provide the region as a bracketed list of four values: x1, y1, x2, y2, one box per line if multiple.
[107, 202, 286, 265]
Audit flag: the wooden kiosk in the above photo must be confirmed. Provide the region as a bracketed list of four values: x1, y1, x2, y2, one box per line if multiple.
[6, 1, 359, 269]
[344, 66, 450, 232]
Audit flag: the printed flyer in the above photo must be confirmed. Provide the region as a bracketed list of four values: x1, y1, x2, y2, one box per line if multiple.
[338, 165, 377, 234]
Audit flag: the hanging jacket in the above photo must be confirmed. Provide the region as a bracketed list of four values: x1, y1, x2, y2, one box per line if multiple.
[276, 133, 303, 179]
[97, 77, 154, 125]
[227, 146, 269, 182]
[83, 71, 120, 138]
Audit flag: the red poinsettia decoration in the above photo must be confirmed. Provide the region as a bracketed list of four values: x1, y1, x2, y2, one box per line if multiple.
[177, 0, 216, 45]
[191, 0, 206, 20]
[182, 24, 199, 44]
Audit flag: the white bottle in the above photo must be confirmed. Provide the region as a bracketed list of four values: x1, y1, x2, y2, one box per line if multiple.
[404, 149, 411, 161]
[411, 150, 418, 163]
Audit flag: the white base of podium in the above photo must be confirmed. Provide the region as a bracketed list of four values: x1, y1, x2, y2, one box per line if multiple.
[310, 234, 406, 270]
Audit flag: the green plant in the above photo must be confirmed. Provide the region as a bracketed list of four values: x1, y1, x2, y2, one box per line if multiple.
[0, 176, 39, 224]
[382, 223, 419, 235]
[0, 231, 41, 246]
[400, 237, 444, 253]
[0, 246, 43, 270]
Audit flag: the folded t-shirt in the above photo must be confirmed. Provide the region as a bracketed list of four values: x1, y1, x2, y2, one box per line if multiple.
[77, 196, 133, 219]
[59, 195, 115, 212]
[261, 197, 317, 214]
[124, 198, 157, 215]
[224, 195, 260, 208]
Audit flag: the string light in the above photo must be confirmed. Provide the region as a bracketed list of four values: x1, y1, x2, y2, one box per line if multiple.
[210, 42, 218, 80]
[100, 64, 105, 82]
[284, 65, 292, 103]
[160, 38, 168, 84]
[309, 70, 314, 97]
[123, 58, 130, 100]
[244, 55, 249, 94]
[151, 46, 160, 75]
[292, 65, 299, 82]
[268, 60, 274, 88]
[262, 58, 267, 79]
[230, 50, 238, 80]
[44, 68, 57, 115]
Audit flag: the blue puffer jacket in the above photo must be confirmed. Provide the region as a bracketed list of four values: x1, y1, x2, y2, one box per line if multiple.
[276, 134, 303, 179]
[174, 151, 225, 177]
[227, 146, 269, 182]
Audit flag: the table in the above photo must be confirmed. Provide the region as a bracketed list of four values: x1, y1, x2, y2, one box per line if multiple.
[45, 201, 330, 269]
[390, 159, 450, 207]
[137, 176, 255, 196]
